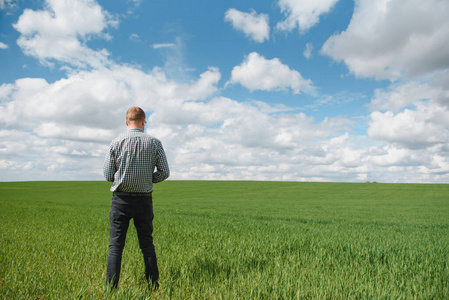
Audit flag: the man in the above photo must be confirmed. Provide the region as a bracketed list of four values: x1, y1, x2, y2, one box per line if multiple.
[103, 107, 170, 290]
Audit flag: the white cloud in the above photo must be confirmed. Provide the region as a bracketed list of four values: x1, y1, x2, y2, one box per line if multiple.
[0, 129, 108, 181]
[130, 33, 140, 41]
[152, 98, 356, 181]
[225, 8, 270, 43]
[0, 0, 17, 11]
[0, 64, 221, 139]
[181, 67, 221, 100]
[2, 0, 449, 184]
[317, 0, 449, 177]
[369, 146, 425, 167]
[128, 0, 142, 6]
[367, 79, 449, 150]
[303, 42, 313, 59]
[0, 63, 222, 181]
[276, 0, 340, 33]
[33, 123, 117, 143]
[369, 81, 444, 112]
[13, 0, 118, 68]
[368, 104, 449, 149]
[321, 0, 449, 80]
[3, 70, 449, 183]
[365, 143, 449, 183]
[152, 43, 175, 49]
[0, 42, 8, 49]
[228, 52, 313, 94]
[1, 65, 361, 182]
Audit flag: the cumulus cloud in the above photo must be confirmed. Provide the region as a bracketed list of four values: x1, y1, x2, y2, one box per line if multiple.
[0, 65, 221, 137]
[225, 8, 270, 43]
[1, 65, 359, 182]
[2, 0, 449, 183]
[0, 64, 222, 180]
[321, 0, 449, 80]
[3, 66, 448, 182]
[228, 52, 313, 94]
[276, 0, 340, 33]
[149, 98, 356, 181]
[367, 79, 449, 151]
[369, 81, 445, 112]
[0, 129, 108, 181]
[317, 0, 449, 172]
[13, 0, 118, 68]
[366, 143, 449, 183]
[0, 42, 8, 49]
[368, 103, 449, 149]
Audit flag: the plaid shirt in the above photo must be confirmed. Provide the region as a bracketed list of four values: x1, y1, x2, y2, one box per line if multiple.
[103, 128, 170, 193]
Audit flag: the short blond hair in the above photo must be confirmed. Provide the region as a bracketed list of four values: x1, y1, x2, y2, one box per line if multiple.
[126, 107, 146, 122]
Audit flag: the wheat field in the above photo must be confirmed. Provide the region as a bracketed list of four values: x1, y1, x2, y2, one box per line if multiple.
[1, 181, 448, 299]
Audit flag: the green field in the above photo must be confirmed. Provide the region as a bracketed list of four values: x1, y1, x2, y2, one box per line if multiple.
[1, 181, 448, 299]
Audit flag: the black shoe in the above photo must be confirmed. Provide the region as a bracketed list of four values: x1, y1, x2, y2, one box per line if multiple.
[149, 281, 159, 291]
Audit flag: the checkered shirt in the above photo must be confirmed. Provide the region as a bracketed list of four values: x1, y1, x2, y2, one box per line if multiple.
[103, 128, 170, 193]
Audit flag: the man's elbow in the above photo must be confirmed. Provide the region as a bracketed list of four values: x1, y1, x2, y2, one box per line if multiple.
[160, 169, 170, 181]
[104, 171, 114, 182]
[163, 169, 170, 180]
[153, 169, 170, 183]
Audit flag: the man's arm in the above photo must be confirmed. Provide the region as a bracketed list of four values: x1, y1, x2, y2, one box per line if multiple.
[103, 144, 116, 182]
[152, 140, 170, 183]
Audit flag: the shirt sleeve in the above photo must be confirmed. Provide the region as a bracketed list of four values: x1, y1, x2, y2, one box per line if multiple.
[103, 143, 116, 182]
[152, 140, 170, 183]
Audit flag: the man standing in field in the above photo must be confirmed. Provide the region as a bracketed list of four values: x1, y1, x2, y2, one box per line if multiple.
[103, 106, 170, 291]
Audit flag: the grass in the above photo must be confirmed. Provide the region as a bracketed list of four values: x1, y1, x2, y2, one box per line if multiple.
[0, 181, 448, 299]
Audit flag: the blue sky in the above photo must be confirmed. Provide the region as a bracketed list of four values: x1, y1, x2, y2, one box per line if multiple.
[1, 0, 449, 183]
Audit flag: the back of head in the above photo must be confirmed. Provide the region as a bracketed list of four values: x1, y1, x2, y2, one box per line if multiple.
[126, 107, 146, 122]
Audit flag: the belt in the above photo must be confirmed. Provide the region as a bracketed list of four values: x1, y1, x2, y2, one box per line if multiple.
[113, 191, 152, 197]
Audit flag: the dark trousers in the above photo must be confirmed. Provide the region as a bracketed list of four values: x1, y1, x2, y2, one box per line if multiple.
[106, 192, 159, 289]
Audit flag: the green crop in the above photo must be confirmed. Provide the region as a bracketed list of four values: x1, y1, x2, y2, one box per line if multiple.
[1, 181, 448, 299]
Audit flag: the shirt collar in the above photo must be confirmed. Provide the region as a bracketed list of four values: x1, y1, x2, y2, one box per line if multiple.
[128, 128, 144, 133]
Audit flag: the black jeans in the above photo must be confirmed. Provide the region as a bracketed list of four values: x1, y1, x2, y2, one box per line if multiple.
[106, 192, 159, 289]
